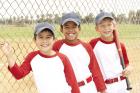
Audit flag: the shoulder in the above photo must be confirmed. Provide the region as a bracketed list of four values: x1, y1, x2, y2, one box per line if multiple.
[53, 39, 64, 51]
[89, 38, 100, 48]
[57, 52, 68, 60]
[80, 40, 92, 49]
[79, 40, 93, 54]
[54, 39, 64, 45]
[28, 50, 39, 56]
[25, 50, 39, 59]
[56, 52, 70, 65]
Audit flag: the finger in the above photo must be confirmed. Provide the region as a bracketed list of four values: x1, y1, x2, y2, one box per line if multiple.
[4, 42, 9, 46]
[0, 42, 4, 45]
[0, 42, 4, 48]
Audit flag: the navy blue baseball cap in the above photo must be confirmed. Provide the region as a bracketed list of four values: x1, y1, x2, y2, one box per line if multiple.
[60, 12, 81, 25]
[34, 22, 55, 35]
[95, 11, 114, 25]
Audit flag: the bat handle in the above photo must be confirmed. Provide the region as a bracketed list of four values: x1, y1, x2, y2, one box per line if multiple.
[125, 77, 132, 90]
[120, 58, 132, 90]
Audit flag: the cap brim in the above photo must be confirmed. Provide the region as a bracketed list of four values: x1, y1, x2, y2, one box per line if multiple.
[35, 27, 54, 34]
[62, 18, 79, 25]
[96, 16, 114, 24]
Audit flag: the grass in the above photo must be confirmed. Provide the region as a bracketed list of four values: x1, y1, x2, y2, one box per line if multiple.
[0, 24, 140, 39]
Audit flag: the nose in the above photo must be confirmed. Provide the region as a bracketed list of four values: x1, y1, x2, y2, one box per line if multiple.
[42, 38, 48, 43]
[68, 28, 75, 32]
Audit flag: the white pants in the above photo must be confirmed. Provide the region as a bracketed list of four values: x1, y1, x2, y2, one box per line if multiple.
[79, 81, 98, 93]
[106, 80, 130, 93]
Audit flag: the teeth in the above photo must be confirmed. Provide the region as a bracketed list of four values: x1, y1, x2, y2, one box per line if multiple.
[69, 34, 74, 36]
[41, 45, 48, 47]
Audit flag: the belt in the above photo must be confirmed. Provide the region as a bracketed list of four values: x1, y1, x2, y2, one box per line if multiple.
[78, 76, 92, 87]
[105, 76, 126, 84]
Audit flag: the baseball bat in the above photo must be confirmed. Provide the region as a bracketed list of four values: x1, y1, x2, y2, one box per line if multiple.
[113, 30, 132, 90]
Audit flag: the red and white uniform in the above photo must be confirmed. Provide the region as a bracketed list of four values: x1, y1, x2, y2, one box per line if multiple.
[53, 39, 106, 93]
[89, 38, 129, 93]
[8, 50, 80, 93]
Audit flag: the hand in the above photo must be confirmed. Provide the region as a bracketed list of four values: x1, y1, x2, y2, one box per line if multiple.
[0, 42, 14, 57]
[0, 42, 15, 67]
[121, 65, 132, 77]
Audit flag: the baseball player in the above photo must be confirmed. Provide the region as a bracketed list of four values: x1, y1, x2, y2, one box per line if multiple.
[53, 12, 107, 93]
[89, 11, 131, 93]
[0, 22, 80, 93]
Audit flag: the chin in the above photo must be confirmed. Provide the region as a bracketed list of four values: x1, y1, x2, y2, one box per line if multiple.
[103, 34, 112, 37]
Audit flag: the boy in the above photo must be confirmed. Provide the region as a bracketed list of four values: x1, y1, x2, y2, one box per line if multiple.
[0, 22, 80, 93]
[89, 11, 131, 93]
[53, 12, 107, 93]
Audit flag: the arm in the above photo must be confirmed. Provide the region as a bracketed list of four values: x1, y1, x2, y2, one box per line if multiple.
[89, 51, 107, 92]
[121, 43, 132, 77]
[1, 42, 32, 79]
[59, 53, 80, 93]
[89, 40, 107, 93]
[87, 44, 107, 92]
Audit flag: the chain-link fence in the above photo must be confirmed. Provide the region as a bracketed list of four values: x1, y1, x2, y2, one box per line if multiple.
[0, 0, 140, 93]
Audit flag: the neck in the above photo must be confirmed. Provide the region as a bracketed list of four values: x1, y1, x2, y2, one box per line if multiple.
[64, 39, 79, 44]
[101, 35, 114, 42]
[40, 50, 56, 56]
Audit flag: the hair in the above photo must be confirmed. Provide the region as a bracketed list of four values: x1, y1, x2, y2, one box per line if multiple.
[60, 24, 81, 29]
[103, 17, 114, 21]
[34, 28, 55, 40]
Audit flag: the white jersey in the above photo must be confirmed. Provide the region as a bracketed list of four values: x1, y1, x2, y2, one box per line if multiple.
[53, 39, 106, 92]
[89, 38, 130, 93]
[8, 50, 80, 93]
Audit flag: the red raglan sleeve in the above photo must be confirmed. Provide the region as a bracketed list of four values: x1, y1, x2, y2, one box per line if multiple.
[85, 43, 106, 92]
[8, 51, 37, 80]
[121, 43, 129, 66]
[58, 53, 80, 93]
[52, 40, 63, 51]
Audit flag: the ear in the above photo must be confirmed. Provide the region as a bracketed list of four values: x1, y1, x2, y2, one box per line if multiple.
[33, 38, 36, 42]
[60, 26, 63, 33]
[79, 26, 81, 31]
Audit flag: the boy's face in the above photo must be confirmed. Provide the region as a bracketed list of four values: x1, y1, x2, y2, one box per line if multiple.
[96, 18, 115, 38]
[61, 21, 80, 42]
[35, 30, 54, 54]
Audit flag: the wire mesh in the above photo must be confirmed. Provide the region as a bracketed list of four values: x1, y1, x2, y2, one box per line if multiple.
[0, 0, 140, 93]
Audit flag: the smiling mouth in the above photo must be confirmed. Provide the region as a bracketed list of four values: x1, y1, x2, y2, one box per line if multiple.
[104, 30, 111, 33]
[41, 44, 49, 47]
[68, 33, 75, 36]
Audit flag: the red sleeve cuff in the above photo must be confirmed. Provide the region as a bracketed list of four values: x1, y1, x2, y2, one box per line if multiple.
[8, 63, 22, 80]
[8, 63, 18, 72]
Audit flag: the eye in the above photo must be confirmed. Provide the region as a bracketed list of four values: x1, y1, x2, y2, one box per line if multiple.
[100, 25, 105, 28]
[46, 36, 52, 39]
[64, 26, 69, 29]
[73, 26, 77, 29]
[38, 36, 43, 38]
